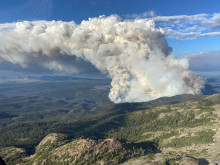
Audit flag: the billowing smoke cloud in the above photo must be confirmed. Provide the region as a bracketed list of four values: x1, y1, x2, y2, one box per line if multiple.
[0, 15, 204, 102]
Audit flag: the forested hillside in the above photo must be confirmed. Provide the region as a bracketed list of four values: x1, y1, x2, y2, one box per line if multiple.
[1, 92, 220, 164]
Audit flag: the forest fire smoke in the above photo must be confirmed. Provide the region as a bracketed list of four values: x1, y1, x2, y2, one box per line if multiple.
[0, 15, 204, 102]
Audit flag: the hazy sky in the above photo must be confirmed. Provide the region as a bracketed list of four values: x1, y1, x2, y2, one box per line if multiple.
[0, 0, 220, 77]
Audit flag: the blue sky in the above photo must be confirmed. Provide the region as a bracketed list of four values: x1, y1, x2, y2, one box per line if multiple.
[0, 0, 220, 22]
[0, 0, 220, 77]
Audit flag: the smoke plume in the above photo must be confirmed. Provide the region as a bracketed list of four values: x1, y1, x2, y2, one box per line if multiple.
[0, 15, 204, 102]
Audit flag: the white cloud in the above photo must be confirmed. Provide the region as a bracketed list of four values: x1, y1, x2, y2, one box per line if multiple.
[124, 11, 156, 19]
[165, 29, 220, 39]
[125, 12, 220, 39]
[204, 13, 220, 30]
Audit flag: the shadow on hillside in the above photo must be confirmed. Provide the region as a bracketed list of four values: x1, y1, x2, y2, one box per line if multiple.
[197, 158, 209, 165]
[61, 103, 154, 140]
[185, 155, 209, 165]
[0, 156, 6, 165]
[123, 141, 161, 154]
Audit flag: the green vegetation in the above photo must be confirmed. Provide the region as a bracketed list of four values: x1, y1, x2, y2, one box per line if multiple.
[107, 106, 213, 143]
[163, 129, 215, 148]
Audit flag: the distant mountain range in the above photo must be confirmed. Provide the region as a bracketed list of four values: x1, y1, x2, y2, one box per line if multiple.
[0, 75, 109, 82]
[26, 76, 96, 81]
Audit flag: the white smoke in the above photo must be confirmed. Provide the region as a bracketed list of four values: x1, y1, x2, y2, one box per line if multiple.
[0, 15, 204, 102]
